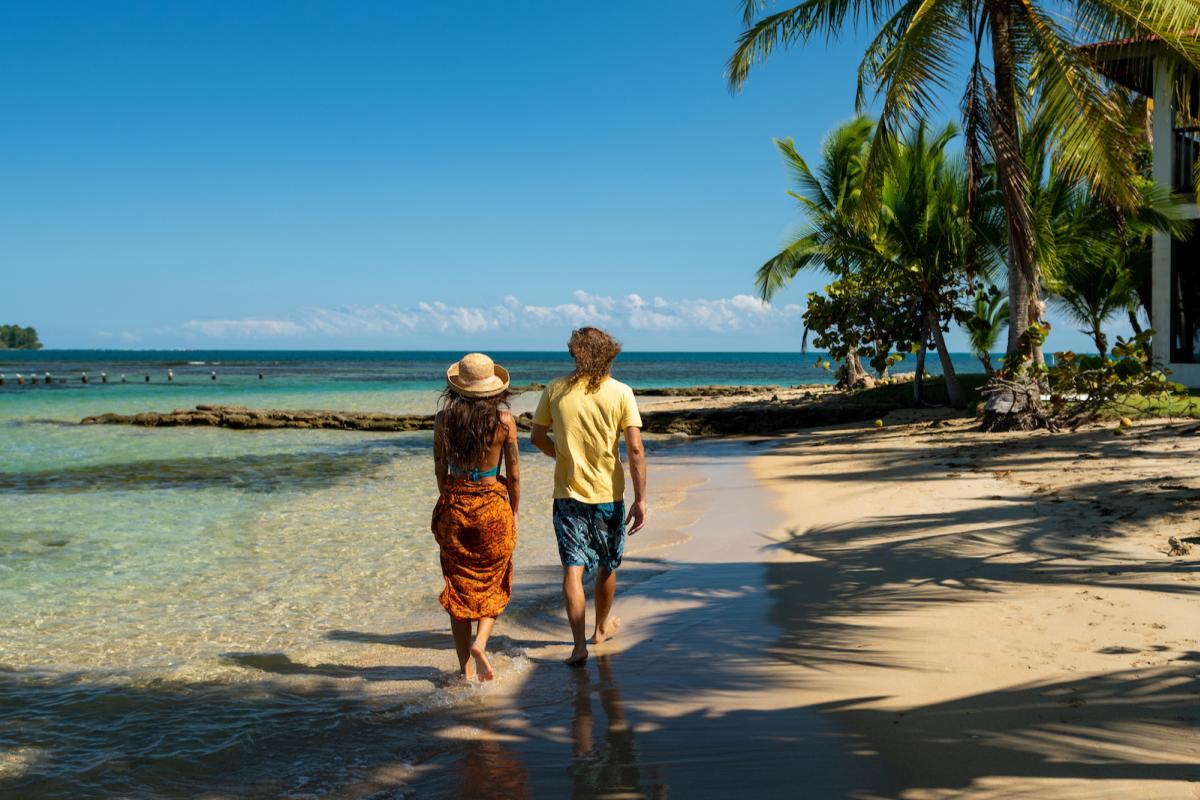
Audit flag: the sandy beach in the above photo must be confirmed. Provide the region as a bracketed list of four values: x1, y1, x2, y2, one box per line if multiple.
[383, 413, 1199, 799]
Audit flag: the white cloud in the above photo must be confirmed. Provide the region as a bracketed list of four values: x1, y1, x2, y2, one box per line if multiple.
[184, 319, 306, 338]
[180, 291, 806, 339]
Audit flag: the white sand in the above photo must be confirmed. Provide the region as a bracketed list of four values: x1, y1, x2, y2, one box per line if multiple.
[750, 416, 1200, 799]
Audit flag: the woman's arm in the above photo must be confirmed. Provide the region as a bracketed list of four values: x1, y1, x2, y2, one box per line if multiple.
[433, 411, 447, 494]
[503, 414, 521, 515]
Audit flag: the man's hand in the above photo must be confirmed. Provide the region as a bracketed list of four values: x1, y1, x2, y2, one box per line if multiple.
[625, 499, 647, 535]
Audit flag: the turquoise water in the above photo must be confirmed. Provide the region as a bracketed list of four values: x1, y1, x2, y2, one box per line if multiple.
[0, 350, 984, 795]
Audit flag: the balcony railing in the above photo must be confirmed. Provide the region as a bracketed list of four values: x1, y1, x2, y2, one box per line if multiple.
[1175, 126, 1199, 194]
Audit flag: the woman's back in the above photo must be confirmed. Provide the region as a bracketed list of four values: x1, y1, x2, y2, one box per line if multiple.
[436, 409, 510, 482]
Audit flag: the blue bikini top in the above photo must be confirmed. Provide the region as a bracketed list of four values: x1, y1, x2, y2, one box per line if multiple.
[448, 463, 501, 482]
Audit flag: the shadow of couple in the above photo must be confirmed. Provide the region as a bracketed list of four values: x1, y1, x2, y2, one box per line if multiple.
[454, 654, 664, 799]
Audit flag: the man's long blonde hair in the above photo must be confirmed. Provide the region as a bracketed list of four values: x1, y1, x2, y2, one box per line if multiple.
[566, 327, 621, 393]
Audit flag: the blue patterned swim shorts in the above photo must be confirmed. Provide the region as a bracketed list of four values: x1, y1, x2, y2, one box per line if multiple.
[552, 498, 626, 573]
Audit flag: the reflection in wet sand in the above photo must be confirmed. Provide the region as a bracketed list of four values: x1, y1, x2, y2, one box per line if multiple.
[568, 656, 666, 800]
[455, 736, 530, 800]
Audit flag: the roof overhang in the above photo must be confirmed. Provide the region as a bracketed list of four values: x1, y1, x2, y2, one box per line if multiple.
[1078, 36, 1200, 118]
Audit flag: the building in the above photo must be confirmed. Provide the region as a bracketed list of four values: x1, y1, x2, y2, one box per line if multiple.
[1087, 37, 1199, 386]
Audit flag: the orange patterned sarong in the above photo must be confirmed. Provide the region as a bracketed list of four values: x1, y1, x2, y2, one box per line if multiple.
[431, 478, 516, 620]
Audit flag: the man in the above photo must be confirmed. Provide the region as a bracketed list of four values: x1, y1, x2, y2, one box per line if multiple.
[531, 327, 647, 666]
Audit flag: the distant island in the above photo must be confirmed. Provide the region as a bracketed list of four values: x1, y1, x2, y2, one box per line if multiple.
[0, 325, 42, 349]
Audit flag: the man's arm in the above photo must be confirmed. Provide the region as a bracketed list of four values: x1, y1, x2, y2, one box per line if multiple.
[530, 423, 556, 458]
[624, 425, 646, 535]
[503, 414, 521, 515]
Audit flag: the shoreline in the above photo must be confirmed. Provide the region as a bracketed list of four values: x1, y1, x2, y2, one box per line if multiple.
[363, 413, 1200, 798]
[10, 398, 1199, 796]
[395, 439, 891, 798]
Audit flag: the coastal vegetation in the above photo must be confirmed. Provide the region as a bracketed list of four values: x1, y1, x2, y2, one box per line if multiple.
[0, 325, 41, 349]
[733, 0, 1199, 426]
[730, 0, 1200, 370]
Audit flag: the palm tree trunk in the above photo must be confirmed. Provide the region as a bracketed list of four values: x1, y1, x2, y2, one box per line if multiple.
[1127, 309, 1143, 335]
[1092, 322, 1108, 356]
[986, 0, 1037, 362]
[927, 309, 966, 408]
[913, 342, 927, 405]
[1029, 293, 1047, 366]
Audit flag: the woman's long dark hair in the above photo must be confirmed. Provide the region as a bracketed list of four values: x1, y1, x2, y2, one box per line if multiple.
[437, 388, 511, 468]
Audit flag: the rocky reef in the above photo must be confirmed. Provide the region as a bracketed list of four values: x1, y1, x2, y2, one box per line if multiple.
[81, 405, 433, 432]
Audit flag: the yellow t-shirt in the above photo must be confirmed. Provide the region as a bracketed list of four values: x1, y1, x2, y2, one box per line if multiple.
[532, 376, 643, 503]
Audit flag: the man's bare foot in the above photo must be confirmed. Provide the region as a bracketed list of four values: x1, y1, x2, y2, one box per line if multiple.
[591, 616, 621, 645]
[564, 646, 589, 666]
[470, 644, 494, 682]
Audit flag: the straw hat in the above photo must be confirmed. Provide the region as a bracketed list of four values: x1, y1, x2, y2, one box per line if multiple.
[446, 353, 510, 398]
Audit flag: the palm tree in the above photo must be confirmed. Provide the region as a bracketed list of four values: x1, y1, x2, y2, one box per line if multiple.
[848, 121, 988, 408]
[965, 287, 1009, 374]
[754, 116, 876, 384]
[1037, 176, 1190, 355]
[1044, 256, 1132, 355]
[728, 0, 1200, 366]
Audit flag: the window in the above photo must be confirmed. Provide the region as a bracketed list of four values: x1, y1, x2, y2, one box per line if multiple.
[1171, 233, 1200, 363]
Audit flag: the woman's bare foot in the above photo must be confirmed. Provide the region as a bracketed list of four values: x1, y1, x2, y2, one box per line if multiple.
[564, 646, 589, 666]
[470, 644, 494, 681]
[591, 616, 621, 645]
[461, 657, 476, 681]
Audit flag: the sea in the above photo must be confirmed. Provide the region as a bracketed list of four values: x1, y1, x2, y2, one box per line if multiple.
[0, 350, 985, 796]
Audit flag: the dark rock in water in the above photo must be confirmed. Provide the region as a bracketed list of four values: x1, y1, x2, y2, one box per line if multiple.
[81, 405, 435, 432]
[509, 382, 546, 395]
[82, 388, 921, 437]
[633, 385, 781, 397]
[638, 403, 880, 435]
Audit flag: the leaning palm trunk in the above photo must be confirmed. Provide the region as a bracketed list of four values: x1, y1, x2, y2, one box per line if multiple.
[1091, 322, 1108, 356]
[926, 309, 966, 409]
[912, 341, 928, 405]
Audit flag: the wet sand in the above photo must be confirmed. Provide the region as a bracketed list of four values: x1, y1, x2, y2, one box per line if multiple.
[392, 441, 890, 798]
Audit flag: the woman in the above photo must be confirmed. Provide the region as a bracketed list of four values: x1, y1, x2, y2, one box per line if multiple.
[432, 352, 521, 681]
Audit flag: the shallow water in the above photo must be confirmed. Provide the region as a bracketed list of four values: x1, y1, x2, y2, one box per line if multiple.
[0, 351, 982, 795]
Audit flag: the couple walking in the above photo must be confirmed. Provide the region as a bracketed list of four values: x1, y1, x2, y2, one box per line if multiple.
[431, 327, 647, 680]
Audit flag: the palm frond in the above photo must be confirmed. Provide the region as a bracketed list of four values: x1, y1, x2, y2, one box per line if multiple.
[853, 0, 965, 217]
[728, 0, 901, 90]
[1016, 0, 1139, 209]
[755, 233, 826, 301]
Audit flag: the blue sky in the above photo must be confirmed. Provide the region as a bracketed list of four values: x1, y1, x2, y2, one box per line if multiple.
[2, 1, 1118, 351]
